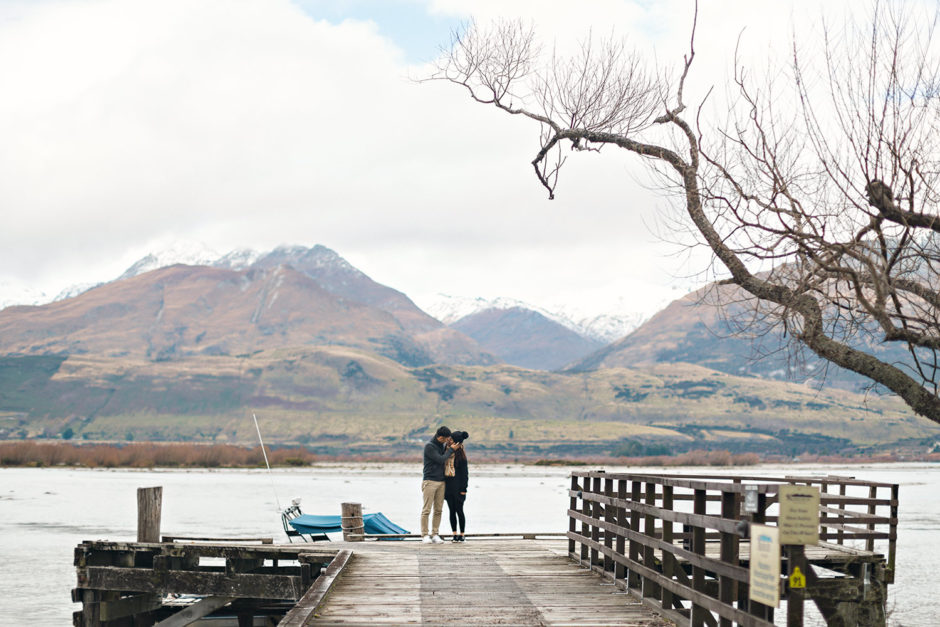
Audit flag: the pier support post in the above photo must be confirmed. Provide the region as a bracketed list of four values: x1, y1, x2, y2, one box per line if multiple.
[137, 486, 163, 543]
[341, 502, 364, 542]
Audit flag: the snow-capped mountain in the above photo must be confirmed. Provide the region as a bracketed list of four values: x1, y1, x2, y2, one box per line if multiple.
[423, 295, 536, 325]
[567, 311, 647, 343]
[1, 241, 646, 345]
[54, 282, 102, 302]
[117, 242, 228, 280]
[424, 294, 645, 343]
[0, 280, 53, 310]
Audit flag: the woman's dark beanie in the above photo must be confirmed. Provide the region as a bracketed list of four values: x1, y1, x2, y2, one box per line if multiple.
[452, 431, 469, 444]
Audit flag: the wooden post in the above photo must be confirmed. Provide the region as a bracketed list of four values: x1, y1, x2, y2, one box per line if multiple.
[591, 475, 603, 567]
[569, 475, 579, 556]
[628, 480, 642, 590]
[691, 488, 707, 627]
[603, 476, 613, 573]
[580, 477, 591, 563]
[341, 502, 364, 542]
[642, 481, 659, 600]
[887, 483, 898, 584]
[786, 545, 806, 627]
[718, 489, 737, 627]
[137, 486, 162, 543]
[661, 484, 674, 612]
[614, 479, 626, 582]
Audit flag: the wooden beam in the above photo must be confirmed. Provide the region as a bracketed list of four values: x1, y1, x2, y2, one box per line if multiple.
[279, 549, 353, 626]
[77, 566, 305, 600]
[98, 593, 162, 622]
[162, 536, 273, 544]
[153, 596, 236, 627]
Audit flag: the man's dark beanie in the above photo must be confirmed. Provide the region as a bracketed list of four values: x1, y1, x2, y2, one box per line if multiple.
[435, 426, 452, 438]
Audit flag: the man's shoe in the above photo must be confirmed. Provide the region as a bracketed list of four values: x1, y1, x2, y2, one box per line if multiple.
[422, 535, 432, 544]
[431, 535, 444, 544]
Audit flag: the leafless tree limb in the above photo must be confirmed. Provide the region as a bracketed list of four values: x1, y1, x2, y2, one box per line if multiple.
[434, 3, 940, 426]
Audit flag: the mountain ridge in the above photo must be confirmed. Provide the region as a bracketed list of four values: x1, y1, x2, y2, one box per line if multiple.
[450, 306, 604, 370]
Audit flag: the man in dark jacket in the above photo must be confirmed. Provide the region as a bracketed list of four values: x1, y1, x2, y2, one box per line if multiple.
[421, 426, 453, 543]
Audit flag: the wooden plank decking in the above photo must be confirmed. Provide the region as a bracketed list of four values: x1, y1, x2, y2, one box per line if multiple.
[307, 539, 673, 626]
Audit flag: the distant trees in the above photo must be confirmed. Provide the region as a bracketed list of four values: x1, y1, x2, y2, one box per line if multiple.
[434, 4, 940, 426]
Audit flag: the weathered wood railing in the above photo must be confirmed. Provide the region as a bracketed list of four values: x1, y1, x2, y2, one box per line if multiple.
[568, 471, 898, 627]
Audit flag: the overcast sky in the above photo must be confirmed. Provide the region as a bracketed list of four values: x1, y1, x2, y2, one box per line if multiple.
[0, 0, 867, 320]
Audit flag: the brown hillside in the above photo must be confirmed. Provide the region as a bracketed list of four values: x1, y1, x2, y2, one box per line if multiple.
[0, 264, 494, 366]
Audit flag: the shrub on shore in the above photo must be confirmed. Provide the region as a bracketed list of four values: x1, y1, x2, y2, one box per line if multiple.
[0, 441, 315, 468]
[532, 450, 760, 467]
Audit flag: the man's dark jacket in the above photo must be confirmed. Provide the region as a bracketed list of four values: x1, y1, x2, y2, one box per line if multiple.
[423, 437, 454, 481]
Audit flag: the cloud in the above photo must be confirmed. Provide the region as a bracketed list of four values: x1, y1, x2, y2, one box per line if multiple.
[0, 0, 876, 320]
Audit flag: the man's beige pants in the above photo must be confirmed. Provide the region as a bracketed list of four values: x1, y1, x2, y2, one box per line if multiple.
[420, 479, 446, 536]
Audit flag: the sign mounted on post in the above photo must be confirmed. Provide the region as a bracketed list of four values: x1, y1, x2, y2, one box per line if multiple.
[744, 485, 759, 514]
[778, 485, 820, 545]
[749, 524, 781, 607]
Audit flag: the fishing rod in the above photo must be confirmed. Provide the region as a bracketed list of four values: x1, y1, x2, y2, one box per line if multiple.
[252, 412, 282, 512]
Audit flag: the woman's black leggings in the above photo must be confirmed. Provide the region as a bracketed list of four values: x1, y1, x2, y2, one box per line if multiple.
[445, 493, 466, 533]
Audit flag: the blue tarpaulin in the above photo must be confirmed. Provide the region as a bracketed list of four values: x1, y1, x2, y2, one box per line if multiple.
[289, 512, 409, 536]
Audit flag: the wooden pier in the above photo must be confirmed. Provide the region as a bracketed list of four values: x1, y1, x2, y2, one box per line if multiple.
[72, 473, 899, 626]
[296, 537, 671, 626]
[73, 535, 671, 626]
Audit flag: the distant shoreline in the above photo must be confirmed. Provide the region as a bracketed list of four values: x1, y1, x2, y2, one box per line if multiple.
[1, 440, 937, 469]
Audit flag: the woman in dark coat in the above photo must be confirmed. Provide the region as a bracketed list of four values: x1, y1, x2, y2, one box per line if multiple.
[444, 430, 469, 542]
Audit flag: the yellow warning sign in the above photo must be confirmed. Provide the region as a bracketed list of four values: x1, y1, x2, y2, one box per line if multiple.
[789, 566, 806, 589]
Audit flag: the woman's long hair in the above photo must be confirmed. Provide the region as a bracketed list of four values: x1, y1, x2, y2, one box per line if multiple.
[455, 444, 467, 463]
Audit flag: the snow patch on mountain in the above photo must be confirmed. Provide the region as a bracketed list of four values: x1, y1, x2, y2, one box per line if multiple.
[54, 282, 101, 302]
[118, 242, 225, 279]
[214, 248, 263, 270]
[0, 280, 53, 310]
[424, 293, 646, 343]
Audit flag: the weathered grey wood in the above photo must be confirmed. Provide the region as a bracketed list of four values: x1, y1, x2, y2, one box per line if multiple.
[162, 535, 273, 544]
[78, 565, 305, 599]
[137, 486, 163, 543]
[78, 540, 334, 562]
[97, 593, 162, 622]
[279, 549, 353, 626]
[153, 595, 236, 627]
[568, 511, 750, 582]
[570, 470, 895, 627]
[786, 545, 806, 627]
[80, 589, 101, 627]
[341, 502, 363, 542]
[578, 535, 772, 627]
[308, 539, 671, 626]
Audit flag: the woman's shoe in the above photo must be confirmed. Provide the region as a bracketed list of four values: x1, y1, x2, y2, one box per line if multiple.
[458, 535, 465, 542]
[451, 535, 460, 543]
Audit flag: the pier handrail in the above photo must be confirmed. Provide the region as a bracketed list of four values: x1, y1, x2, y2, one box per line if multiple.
[567, 471, 898, 627]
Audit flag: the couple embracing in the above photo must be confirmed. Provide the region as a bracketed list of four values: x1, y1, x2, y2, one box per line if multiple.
[420, 426, 470, 544]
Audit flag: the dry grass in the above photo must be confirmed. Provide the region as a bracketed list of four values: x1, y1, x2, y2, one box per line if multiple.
[532, 450, 761, 467]
[0, 441, 315, 468]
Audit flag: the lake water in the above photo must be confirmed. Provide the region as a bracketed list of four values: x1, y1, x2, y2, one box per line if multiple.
[1, 462, 936, 626]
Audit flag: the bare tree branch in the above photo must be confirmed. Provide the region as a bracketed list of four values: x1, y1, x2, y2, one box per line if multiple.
[434, 3, 940, 426]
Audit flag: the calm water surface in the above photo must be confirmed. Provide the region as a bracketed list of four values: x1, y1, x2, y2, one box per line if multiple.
[1, 462, 936, 626]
